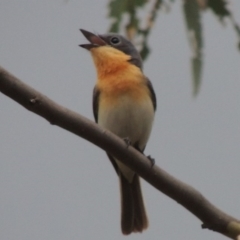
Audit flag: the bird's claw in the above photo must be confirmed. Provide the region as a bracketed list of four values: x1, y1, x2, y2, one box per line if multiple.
[147, 155, 155, 167]
[123, 137, 131, 148]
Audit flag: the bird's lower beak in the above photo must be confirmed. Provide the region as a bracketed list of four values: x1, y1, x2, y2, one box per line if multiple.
[79, 29, 106, 50]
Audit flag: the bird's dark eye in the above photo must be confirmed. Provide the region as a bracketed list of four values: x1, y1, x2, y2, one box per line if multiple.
[110, 37, 120, 45]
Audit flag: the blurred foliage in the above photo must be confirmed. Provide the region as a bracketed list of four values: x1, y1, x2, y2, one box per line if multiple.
[108, 0, 162, 60]
[107, 0, 240, 95]
[183, 0, 202, 95]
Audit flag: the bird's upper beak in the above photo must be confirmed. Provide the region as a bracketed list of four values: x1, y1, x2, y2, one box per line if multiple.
[79, 29, 106, 50]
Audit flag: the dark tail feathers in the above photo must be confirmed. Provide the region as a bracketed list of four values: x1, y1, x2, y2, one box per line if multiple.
[120, 173, 148, 235]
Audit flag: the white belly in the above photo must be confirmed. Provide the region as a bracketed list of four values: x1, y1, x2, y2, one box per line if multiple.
[98, 95, 154, 182]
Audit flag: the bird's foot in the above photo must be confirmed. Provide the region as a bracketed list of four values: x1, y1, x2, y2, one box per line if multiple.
[123, 137, 131, 148]
[147, 155, 155, 167]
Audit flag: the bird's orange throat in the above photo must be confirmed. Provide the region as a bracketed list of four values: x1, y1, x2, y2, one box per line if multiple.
[90, 46, 144, 94]
[90, 46, 141, 79]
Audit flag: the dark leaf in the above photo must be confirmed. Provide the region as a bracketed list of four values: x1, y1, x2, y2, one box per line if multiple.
[140, 43, 150, 60]
[191, 56, 202, 96]
[109, 22, 120, 33]
[108, 0, 128, 19]
[108, 0, 129, 33]
[183, 0, 203, 96]
[208, 0, 230, 20]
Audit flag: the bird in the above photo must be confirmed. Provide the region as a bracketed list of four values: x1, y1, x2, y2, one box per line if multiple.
[79, 29, 156, 235]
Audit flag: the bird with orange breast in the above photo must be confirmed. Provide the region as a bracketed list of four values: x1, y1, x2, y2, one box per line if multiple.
[80, 29, 156, 235]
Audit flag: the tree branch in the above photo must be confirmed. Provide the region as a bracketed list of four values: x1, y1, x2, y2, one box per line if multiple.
[0, 65, 240, 239]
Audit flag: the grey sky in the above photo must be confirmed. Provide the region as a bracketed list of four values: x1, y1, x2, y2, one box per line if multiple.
[0, 1, 240, 239]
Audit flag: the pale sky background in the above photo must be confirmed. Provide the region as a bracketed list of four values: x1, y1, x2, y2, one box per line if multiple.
[0, 1, 240, 240]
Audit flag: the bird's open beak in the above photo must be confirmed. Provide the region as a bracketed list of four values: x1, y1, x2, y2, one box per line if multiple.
[79, 29, 106, 50]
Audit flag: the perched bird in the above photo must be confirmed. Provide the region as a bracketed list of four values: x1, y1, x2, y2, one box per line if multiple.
[79, 29, 156, 235]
